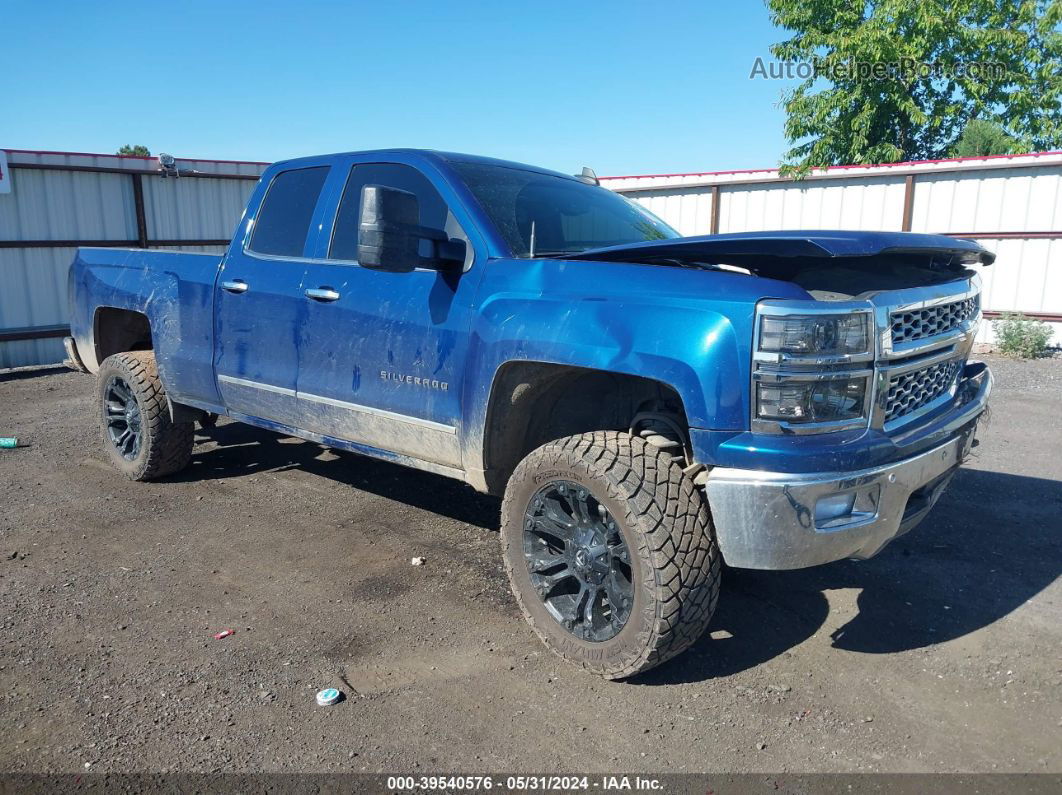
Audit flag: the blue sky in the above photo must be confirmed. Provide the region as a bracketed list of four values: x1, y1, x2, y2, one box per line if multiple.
[1, 1, 798, 176]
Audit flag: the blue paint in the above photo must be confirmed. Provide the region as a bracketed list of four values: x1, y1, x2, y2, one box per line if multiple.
[68, 149, 995, 485]
[68, 248, 224, 408]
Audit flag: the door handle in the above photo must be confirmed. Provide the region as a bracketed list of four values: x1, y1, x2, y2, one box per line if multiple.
[305, 287, 341, 302]
[221, 280, 248, 294]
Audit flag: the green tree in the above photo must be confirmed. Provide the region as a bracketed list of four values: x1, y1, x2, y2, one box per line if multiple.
[116, 144, 151, 157]
[766, 0, 1062, 174]
[951, 119, 1028, 157]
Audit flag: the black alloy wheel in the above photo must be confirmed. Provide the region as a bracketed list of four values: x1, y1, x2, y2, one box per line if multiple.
[103, 375, 143, 461]
[523, 479, 634, 642]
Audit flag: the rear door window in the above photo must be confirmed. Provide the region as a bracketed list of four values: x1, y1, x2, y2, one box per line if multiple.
[248, 166, 330, 257]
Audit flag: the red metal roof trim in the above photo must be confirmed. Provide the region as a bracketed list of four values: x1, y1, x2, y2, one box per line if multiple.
[600, 150, 1062, 181]
[4, 148, 270, 166]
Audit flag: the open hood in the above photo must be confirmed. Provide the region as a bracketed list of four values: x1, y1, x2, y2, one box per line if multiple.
[568, 230, 995, 271]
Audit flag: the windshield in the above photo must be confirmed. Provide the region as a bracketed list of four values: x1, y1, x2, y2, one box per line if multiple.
[451, 162, 680, 258]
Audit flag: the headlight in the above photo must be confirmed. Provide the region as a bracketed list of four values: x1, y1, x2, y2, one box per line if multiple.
[756, 375, 869, 424]
[759, 313, 870, 356]
[752, 301, 876, 433]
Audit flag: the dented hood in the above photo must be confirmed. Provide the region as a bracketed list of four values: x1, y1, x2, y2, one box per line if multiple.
[568, 230, 995, 271]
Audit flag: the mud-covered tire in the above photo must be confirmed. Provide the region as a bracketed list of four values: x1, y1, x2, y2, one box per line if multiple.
[501, 431, 721, 679]
[96, 351, 193, 481]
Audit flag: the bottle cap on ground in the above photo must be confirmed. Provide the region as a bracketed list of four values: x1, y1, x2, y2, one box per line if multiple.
[316, 687, 342, 706]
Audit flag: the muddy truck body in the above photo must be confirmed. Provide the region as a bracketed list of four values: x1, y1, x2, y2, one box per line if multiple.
[67, 150, 993, 678]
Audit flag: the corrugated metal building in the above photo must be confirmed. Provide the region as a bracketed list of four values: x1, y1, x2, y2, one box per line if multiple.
[0, 149, 268, 368]
[2, 148, 1059, 369]
[602, 151, 1062, 346]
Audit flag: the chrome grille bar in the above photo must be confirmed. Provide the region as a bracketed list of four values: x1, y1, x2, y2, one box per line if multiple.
[883, 359, 963, 423]
[751, 275, 982, 434]
[890, 295, 979, 345]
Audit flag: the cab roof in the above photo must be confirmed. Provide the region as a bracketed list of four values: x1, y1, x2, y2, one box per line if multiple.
[270, 149, 582, 182]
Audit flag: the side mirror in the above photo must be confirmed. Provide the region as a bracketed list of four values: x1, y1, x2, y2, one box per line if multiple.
[358, 185, 467, 272]
[357, 185, 421, 272]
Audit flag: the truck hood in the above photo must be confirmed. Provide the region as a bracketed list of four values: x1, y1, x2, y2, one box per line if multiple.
[568, 230, 995, 270]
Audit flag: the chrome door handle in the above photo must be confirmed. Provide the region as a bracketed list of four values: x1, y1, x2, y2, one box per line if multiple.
[305, 287, 341, 302]
[221, 280, 248, 294]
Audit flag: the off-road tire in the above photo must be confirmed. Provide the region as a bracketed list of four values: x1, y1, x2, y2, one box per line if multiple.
[97, 351, 193, 481]
[501, 431, 721, 679]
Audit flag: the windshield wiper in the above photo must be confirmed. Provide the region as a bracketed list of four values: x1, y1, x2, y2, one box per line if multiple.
[525, 249, 583, 258]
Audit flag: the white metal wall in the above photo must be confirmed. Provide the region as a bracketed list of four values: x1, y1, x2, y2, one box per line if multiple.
[4, 149, 1059, 368]
[909, 167, 1062, 343]
[0, 246, 79, 367]
[0, 150, 266, 368]
[142, 177, 257, 241]
[722, 176, 908, 232]
[606, 153, 1062, 346]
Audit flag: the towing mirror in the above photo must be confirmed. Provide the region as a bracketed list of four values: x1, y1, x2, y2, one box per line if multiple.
[358, 185, 466, 272]
[357, 185, 421, 272]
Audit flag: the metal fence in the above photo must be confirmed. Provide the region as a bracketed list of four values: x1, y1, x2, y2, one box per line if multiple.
[0, 149, 268, 368]
[602, 151, 1062, 346]
[4, 148, 1059, 368]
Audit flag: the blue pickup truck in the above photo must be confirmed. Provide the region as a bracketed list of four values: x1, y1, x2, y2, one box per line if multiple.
[66, 150, 993, 678]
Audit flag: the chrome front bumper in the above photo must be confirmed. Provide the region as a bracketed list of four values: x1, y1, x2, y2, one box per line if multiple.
[705, 364, 991, 570]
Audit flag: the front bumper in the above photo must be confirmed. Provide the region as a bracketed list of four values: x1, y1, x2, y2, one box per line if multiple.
[704, 363, 991, 570]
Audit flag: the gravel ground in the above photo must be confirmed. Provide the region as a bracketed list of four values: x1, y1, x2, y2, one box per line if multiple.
[0, 354, 1059, 774]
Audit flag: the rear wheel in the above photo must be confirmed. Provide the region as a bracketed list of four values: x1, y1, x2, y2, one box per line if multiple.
[501, 431, 721, 679]
[97, 351, 193, 481]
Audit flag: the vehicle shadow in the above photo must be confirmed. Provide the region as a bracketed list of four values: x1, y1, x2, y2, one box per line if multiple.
[637, 466, 1062, 685]
[177, 421, 1060, 684]
[176, 418, 501, 530]
[0, 365, 70, 383]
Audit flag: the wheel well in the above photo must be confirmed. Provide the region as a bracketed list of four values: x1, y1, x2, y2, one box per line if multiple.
[481, 362, 689, 495]
[94, 308, 152, 364]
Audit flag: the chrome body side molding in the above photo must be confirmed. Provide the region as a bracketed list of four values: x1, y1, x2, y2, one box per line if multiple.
[217, 373, 296, 397]
[215, 374, 460, 467]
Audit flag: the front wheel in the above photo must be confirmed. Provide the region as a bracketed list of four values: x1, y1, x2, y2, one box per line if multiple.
[97, 351, 193, 481]
[501, 431, 721, 679]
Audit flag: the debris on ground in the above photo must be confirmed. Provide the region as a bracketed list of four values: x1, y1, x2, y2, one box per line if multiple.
[213, 629, 235, 640]
[411, 557, 426, 566]
[316, 688, 343, 706]
[2, 359, 1060, 772]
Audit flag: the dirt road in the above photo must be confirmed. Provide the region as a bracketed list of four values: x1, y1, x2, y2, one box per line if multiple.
[1, 356, 1059, 774]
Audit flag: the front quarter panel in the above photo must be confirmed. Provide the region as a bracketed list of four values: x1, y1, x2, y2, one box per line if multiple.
[461, 257, 809, 471]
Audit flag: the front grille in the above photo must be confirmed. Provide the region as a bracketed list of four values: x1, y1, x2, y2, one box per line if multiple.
[891, 296, 978, 345]
[884, 359, 962, 422]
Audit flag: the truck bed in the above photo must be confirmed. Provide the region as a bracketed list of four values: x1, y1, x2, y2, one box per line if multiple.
[68, 247, 224, 407]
